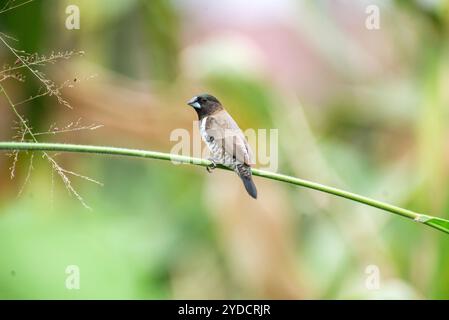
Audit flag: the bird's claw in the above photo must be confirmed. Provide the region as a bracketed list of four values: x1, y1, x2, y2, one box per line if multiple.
[206, 159, 217, 173]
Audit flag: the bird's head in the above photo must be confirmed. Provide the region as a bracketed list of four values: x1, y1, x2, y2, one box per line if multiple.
[187, 94, 222, 117]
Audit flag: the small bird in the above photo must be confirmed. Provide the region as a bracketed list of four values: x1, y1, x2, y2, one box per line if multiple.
[187, 94, 257, 199]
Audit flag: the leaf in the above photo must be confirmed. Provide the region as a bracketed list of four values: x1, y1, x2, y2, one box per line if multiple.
[424, 217, 449, 235]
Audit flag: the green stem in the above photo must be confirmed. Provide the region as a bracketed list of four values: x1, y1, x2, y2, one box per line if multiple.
[1, 141, 448, 234]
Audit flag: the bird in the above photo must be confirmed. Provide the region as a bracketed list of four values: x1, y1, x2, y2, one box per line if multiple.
[187, 93, 258, 199]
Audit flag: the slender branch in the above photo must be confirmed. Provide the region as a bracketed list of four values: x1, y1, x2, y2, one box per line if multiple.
[0, 0, 34, 14]
[0, 141, 448, 235]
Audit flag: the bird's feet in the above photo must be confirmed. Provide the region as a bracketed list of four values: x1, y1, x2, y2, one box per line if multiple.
[206, 158, 217, 173]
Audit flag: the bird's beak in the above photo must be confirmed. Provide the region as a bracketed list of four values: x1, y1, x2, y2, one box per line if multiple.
[187, 97, 201, 109]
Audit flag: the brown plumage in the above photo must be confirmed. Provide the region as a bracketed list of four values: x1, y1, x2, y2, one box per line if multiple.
[187, 94, 257, 199]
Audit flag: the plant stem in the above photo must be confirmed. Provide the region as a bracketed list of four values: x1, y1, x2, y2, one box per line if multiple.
[0, 141, 448, 234]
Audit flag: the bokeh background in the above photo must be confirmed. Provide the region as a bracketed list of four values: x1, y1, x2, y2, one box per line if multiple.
[1, 0, 449, 299]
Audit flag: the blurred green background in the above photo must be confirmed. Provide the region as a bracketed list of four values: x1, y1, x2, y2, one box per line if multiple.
[1, 0, 449, 299]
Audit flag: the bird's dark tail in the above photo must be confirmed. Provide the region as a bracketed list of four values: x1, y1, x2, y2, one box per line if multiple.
[236, 164, 257, 199]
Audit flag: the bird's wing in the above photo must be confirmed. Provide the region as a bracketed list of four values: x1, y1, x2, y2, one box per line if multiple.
[205, 111, 255, 165]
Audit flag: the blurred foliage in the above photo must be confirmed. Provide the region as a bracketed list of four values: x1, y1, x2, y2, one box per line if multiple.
[0, 0, 449, 299]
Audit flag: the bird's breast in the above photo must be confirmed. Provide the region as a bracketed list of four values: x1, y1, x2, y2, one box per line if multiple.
[198, 116, 238, 168]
